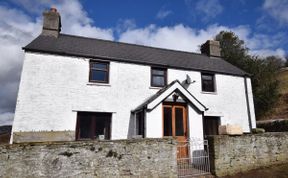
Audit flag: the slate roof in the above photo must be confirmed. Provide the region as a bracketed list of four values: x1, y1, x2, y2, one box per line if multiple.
[23, 34, 248, 76]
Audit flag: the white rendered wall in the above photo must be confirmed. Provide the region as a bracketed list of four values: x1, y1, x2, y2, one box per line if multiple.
[146, 104, 162, 138]
[168, 69, 255, 132]
[12, 52, 256, 141]
[188, 106, 204, 141]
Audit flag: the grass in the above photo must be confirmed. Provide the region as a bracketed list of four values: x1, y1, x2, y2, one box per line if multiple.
[278, 68, 288, 95]
[258, 68, 288, 121]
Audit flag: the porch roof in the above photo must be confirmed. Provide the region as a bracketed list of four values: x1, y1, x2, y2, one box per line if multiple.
[132, 80, 208, 113]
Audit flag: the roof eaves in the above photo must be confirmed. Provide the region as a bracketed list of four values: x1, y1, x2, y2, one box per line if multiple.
[23, 48, 248, 77]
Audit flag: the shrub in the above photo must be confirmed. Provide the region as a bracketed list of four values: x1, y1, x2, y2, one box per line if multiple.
[257, 120, 288, 132]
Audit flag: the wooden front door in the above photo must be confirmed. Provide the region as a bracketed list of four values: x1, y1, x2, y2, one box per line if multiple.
[163, 104, 188, 158]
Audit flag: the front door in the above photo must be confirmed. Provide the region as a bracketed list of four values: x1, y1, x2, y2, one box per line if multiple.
[163, 103, 188, 158]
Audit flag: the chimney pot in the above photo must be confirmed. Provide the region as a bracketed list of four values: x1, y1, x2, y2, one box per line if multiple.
[200, 40, 221, 57]
[50, 7, 57, 12]
[41, 7, 61, 38]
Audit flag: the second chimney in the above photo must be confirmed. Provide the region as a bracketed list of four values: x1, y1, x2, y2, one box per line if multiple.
[42, 7, 61, 38]
[200, 40, 221, 57]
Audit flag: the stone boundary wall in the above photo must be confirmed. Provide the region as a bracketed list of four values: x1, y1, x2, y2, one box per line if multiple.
[207, 132, 288, 177]
[0, 138, 177, 178]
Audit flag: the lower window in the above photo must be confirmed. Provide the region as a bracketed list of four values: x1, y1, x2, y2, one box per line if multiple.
[76, 112, 111, 140]
[203, 116, 220, 137]
[135, 111, 145, 137]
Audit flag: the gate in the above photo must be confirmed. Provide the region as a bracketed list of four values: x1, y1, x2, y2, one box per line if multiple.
[177, 138, 210, 177]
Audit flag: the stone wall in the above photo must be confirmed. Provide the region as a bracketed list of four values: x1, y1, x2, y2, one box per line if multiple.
[207, 132, 288, 177]
[0, 138, 177, 178]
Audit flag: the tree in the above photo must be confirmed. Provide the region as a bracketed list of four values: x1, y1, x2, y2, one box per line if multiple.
[213, 31, 281, 119]
[215, 31, 249, 68]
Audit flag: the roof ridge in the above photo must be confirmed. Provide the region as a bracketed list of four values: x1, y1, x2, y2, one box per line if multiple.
[59, 33, 208, 57]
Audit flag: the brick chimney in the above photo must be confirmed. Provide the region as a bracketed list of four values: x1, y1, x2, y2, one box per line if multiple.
[200, 40, 221, 57]
[41, 7, 61, 37]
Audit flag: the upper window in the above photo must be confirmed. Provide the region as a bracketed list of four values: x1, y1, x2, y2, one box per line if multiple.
[89, 61, 109, 83]
[201, 73, 215, 92]
[151, 67, 167, 87]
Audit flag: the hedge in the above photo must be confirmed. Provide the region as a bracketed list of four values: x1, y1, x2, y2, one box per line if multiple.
[257, 119, 288, 132]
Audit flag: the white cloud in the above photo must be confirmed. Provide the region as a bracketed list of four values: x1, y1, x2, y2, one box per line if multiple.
[156, 9, 172, 19]
[185, 0, 223, 22]
[196, 0, 223, 18]
[119, 23, 286, 60]
[251, 48, 286, 59]
[263, 0, 288, 25]
[55, 0, 113, 39]
[116, 19, 137, 34]
[0, 112, 14, 126]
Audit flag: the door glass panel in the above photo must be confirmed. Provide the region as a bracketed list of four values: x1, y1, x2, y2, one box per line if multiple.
[164, 107, 172, 136]
[175, 108, 184, 136]
[152, 76, 165, 86]
[91, 70, 107, 81]
[79, 114, 91, 139]
[94, 114, 111, 140]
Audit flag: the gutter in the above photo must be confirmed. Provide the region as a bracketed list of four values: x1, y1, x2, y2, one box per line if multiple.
[244, 76, 252, 132]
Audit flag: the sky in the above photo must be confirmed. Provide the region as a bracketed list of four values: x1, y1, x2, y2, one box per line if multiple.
[0, 0, 288, 126]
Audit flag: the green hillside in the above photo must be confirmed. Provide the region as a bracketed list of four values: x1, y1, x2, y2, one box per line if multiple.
[260, 68, 288, 120]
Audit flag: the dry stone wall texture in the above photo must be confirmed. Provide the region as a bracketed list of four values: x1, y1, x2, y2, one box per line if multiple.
[207, 132, 288, 177]
[0, 138, 177, 178]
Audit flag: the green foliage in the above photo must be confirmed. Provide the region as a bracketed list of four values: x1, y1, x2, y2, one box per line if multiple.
[257, 120, 288, 132]
[215, 31, 249, 67]
[214, 31, 283, 119]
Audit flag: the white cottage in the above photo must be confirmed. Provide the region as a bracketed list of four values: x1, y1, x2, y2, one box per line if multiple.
[11, 8, 256, 143]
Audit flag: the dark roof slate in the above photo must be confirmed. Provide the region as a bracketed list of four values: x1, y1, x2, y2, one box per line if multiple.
[23, 34, 248, 76]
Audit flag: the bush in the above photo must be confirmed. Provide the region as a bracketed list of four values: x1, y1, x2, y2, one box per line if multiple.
[257, 120, 288, 132]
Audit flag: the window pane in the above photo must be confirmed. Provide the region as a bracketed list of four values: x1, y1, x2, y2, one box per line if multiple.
[202, 74, 215, 92]
[164, 107, 172, 136]
[175, 108, 184, 136]
[204, 116, 220, 136]
[79, 115, 92, 139]
[91, 63, 107, 70]
[202, 75, 213, 81]
[136, 112, 144, 137]
[91, 70, 107, 82]
[94, 114, 111, 140]
[152, 69, 165, 75]
[152, 76, 165, 86]
[202, 80, 214, 92]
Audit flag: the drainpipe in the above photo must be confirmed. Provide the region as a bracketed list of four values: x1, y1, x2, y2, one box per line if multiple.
[244, 76, 252, 132]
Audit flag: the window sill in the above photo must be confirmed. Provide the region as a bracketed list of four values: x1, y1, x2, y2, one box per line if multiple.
[87, 83, 111, 87]
[201, 91, 217, 95]
[149, 86, 163, 89]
